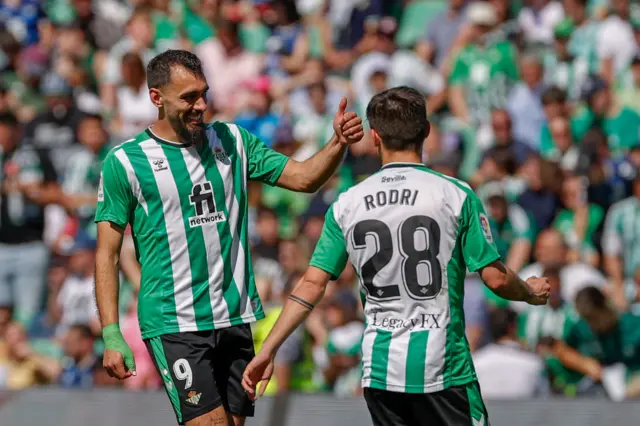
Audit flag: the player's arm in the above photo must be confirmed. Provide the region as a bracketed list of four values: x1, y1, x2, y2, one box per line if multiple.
[274, 98, 363, 193]
[243, 204, 348, 398]
[460, 191, 550, 305]
[94, 151, 136, 379]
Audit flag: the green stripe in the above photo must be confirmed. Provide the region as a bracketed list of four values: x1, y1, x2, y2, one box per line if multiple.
[465, 381, 488, 425]
[225, 125, 263, 318]
[198, 140, 243, 322]
[149, 337, 183, 423]
[125, 143, 179, 334]
[162, 145, 214, 330]
[405, 330, 429, 392]
[218, 124, 260, 319]
[370, 329, 392, 389]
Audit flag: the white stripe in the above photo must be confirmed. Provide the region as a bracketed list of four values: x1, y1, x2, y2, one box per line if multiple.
[385, 330, 408, 391]
[360, 327, 377, 389]
[424, 326, 446, 392]
[210, 126, 255, 322]
[228, 124, 247, 194]
[179, 147, 230, 328]
[140, 140, 195, 331]
[114, 149, 148, 214]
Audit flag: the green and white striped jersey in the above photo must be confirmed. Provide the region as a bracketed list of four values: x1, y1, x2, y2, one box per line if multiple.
[95, 123, 288, 339]
[309, 162, 501, 393]
[602, 196, 640, 279]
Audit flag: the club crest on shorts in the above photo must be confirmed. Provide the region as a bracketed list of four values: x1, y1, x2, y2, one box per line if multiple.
[479, 213, 493, 243]
[186, 390, 202, 405]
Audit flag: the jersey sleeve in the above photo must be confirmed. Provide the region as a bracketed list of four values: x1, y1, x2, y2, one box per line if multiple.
[309, 205, 349, 281]
[459, 191, 502, 272]
[241, 126, 289, 186]
[94, 150, 133, 229]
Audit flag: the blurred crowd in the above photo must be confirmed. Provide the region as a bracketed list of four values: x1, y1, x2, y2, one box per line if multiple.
[0, 0, 640, 401]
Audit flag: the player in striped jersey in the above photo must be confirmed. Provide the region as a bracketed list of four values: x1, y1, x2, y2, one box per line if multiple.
[94, 50, 363, 426]
[243, 87, 551, 426]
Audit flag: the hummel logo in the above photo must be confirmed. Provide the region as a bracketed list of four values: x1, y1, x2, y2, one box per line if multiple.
[186, 391, 202, 405]
[377, 289, 384, 296]
[472, 414, 486, 426]
[153, 159, 168, 172]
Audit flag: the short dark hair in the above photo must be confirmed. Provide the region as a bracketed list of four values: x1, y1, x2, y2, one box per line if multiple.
[366, 86, 429, 153]
[575, 286, 607, 315]
[0, 111, 19, 128]
[541, 86, 567, 105]
[489, 308, 517, 341]
[486, 146, 517, 175]
[146, 49, 205, 89]
[69, 323, 94, 339]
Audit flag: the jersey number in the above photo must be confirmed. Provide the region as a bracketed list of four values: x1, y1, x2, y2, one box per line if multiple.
[353, 215, 442, 301]
[173, 358, 193, 390]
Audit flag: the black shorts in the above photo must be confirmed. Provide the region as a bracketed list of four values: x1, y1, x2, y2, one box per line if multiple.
[144, 325, 256, 425]
[364, 381, 490, 426]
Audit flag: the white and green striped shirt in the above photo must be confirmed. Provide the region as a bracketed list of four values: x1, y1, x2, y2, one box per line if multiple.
[602, 196, 640, 279]
[309, 163, 501, 393]
[95, 123, 288, 338]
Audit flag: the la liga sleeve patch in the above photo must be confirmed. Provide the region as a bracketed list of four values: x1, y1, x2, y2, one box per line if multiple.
[479, 213, 493, 243]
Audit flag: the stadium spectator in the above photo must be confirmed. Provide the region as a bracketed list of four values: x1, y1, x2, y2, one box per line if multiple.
[507, 54, 547, 148]
[0, 112, 59, 328]
[473, 308, 547, 399]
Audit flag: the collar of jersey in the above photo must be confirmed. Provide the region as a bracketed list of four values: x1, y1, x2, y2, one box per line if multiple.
[381, 162, 425, 170]
[145, 128, 193, 148]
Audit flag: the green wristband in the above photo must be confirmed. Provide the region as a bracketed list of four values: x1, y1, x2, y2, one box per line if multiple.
[102, 323, 137, 373]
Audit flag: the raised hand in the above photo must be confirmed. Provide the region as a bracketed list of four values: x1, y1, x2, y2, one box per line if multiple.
[525, 276, 551, 306]
[333, 97, 364, 145]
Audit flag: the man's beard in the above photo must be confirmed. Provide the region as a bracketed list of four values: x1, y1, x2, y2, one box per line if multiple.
[170, 114, 205, 145]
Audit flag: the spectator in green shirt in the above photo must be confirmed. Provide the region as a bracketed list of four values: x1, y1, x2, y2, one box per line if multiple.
[553, 174, 604, 268]
[555, 286, 640, 399]
[575, 75, 640, 156]
[616, 52, 640, 115]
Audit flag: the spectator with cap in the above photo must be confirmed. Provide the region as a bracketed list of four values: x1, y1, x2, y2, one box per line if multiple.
[448, 1, 519, 129]
[24, 71, 82, 176]
[0, 112, 60, 329]
[543, 19, 591, 102]
[576, 74, 640, 156]
[507, 52, 548, 148]
[234, 75, 281, 148]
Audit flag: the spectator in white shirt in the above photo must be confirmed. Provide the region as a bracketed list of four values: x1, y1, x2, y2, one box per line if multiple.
[518, 0, 565, 46]
[474, 308, 548, 399]
[597, 0, 637, 82]
[517, 228, 607, 311]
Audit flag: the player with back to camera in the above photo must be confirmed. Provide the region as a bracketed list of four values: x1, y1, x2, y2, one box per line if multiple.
[242, 86, 551, 426]
[94, 49, 363, 426]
